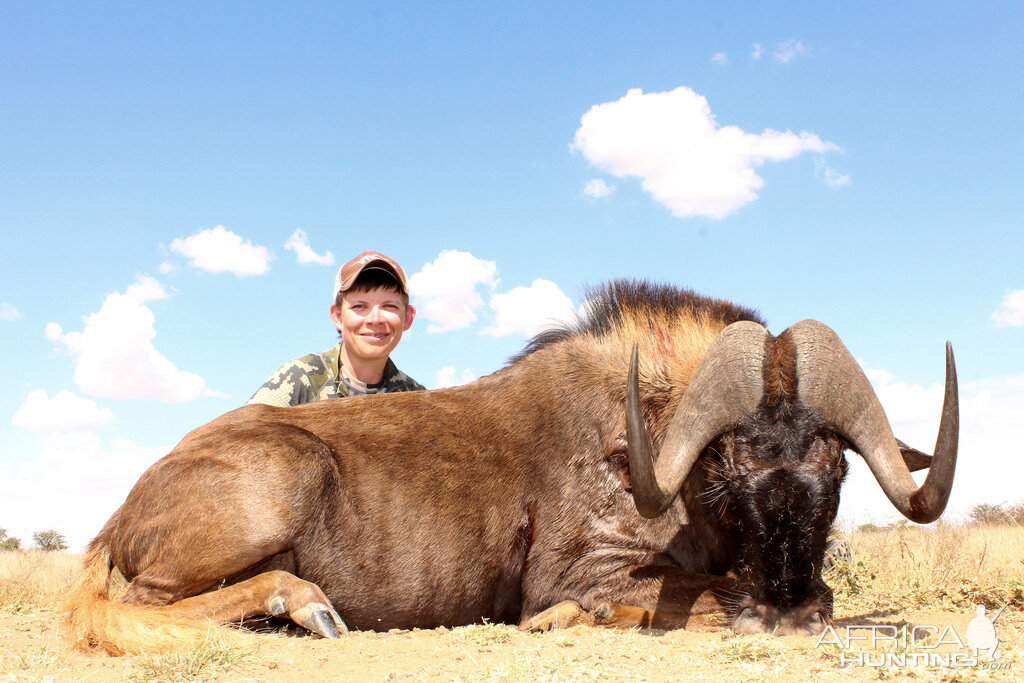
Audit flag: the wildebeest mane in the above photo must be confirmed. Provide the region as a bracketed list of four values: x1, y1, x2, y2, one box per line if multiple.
[510, 279, 765, 364]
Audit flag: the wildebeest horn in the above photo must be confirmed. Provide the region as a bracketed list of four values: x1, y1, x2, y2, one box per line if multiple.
[627, 321, 769, 518]
[787, 319, 958, 524]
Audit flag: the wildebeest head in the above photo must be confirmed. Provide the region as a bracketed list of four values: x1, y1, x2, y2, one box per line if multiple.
[626, 319, 958, 635]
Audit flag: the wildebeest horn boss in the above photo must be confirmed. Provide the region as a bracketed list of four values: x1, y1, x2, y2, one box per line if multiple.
[62, 280, 958, 654]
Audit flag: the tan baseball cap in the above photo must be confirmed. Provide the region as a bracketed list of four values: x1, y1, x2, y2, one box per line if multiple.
[332, 250, 409, 302]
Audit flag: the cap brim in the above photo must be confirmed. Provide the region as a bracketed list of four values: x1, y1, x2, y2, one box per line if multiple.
[338, 263, 407, 295]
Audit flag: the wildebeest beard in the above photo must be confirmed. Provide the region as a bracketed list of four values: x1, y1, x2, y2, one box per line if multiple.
[705, 386, 850, 634]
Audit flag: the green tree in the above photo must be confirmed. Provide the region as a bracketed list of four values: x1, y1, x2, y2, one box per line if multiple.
[32, 529, 68, 552]
[1, 528, 23, 551]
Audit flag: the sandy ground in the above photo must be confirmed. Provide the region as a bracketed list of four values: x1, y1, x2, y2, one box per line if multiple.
[2, 607, 1020, 681]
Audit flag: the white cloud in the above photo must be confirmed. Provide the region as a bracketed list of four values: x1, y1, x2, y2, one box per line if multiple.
[992, 289, 1024, 327]
[170, 225, 271, 276]
[12, 389, 116, 434]
[751, 43, 764, 61]
[49, 275, 207, 401]
[158, 261, 175, 274]
[124, 274, 168, 303]
[5, 390, 164, 551]
[36, 429, 104, 452]
[483, 279, 576, 338]
[815, 158, 852, 187]
[772, 39, 810, 63]
[285, 229, 335, 266]
[573, 87, 840, 219]
[839, 363, 1024, 526]
[711, 52, 728, 66]
[583, 178, 615, 198]
[0, 435, 168, 552]
[0, 302, 21, 321]
[408, 250, 499, 333]
[434, 366, 476, 389]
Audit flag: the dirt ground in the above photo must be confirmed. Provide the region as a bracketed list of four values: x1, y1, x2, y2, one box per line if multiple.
[2, 606, 1021, 681]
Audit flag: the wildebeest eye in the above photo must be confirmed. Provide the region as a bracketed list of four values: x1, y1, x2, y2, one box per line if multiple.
[606, 450, 632, 491]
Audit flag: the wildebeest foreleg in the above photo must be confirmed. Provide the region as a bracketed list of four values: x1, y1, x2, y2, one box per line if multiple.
[149, 570, 348, 638]
[521, 600, 719, 631]
[521, 565, 734, 632]
[519, 600, 591, 630]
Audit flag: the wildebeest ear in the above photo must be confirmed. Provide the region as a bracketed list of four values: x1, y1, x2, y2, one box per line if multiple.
[896, 438, 932, 472]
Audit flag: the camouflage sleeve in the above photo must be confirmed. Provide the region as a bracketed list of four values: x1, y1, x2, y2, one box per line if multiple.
[246, 357, 324, 407]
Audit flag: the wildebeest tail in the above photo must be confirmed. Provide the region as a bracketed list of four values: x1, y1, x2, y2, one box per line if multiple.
[61, 539, 242, 656]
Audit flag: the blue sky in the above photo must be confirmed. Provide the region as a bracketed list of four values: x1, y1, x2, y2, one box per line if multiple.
[2, 2, 1021, 550]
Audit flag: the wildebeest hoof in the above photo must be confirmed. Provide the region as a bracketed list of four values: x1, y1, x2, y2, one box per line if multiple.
[268, 596, 287, 616]
[520, 600, 587, 631]
[293, 602, 349, 638]
[593, 602, 615, 621]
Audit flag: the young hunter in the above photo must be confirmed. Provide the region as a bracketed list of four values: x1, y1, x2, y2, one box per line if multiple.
[248, 250, 425, 406]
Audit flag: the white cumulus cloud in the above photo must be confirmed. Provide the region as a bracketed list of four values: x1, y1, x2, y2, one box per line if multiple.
[170, 225, 271, 276]
[583, 179, 614, 198]
[573, 87, 840, 219]
[12, 389, 116, 434]
[711, 52, 729, 66]
[408, 250, 499, 333]
[433, 366, 477, 389]
[483, 279, 576, 338]
[49, 275, 207, 402]
[124, 274, 169, 303]
[285, 229, 335, 265]
[0, 302, 21, 321]
[992, 289, 1024, 327]
[751, 43, 765, 60]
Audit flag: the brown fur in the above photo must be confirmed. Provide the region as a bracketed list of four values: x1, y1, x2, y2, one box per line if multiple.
[764, 330, 798, 407]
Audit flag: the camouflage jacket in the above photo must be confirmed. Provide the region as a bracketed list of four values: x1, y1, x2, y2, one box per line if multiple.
[247, 344, 425, 407]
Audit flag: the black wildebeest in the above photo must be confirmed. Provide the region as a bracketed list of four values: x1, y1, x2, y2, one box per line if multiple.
[63, 281, 957, 654]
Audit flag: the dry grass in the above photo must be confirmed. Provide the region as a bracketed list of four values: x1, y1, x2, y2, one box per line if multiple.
[0, 549, 253, 680]
[711, 635, 785, 664]
[0, 550, 80, 615]
[833, 523, 1024, 614]
[0, 524, 1021, 679]
[0, 637, 68, 674]
[127, 639, 252, 681]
